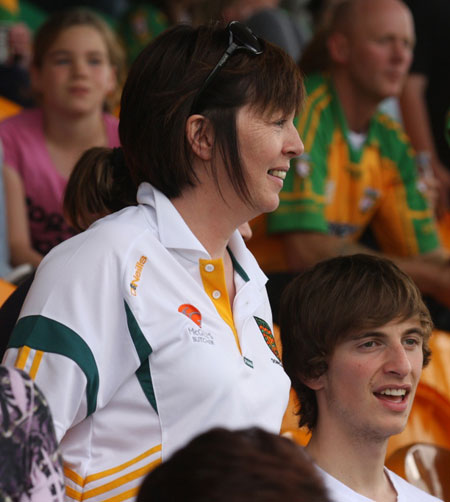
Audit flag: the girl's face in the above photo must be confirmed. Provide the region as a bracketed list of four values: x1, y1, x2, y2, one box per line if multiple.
[32, 25, 116, 117]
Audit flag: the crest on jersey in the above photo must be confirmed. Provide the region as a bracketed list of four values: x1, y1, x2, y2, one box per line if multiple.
[254, 317, 281, 361]
[295, 153, 311, 178]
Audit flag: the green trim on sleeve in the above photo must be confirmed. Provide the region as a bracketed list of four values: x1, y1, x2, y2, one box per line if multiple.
[135, 359, 158, 413]
[124, 301, 158, 413]
[8, 315, 99, 416]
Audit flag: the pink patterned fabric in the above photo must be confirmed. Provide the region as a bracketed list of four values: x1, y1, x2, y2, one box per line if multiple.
[0, 366, 65, 501]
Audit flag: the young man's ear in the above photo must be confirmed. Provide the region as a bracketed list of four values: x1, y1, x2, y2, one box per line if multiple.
[302, 374, 325, 391]
[327, 32, 350, 64]
[186, 114, 214, 161]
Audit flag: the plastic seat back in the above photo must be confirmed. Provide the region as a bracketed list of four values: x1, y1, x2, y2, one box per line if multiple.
[386, 443, 450, 500]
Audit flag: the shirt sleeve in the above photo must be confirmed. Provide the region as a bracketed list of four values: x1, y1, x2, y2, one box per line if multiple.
[370, 139, 440, 256]
[2, 230, 142, 442]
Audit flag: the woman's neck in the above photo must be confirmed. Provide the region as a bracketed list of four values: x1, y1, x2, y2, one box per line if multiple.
[171, 187, 237, 260]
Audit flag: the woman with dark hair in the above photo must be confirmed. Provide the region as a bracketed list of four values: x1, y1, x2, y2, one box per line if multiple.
[3, 21, 304, 500]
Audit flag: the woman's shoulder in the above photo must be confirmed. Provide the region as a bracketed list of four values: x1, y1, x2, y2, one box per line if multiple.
[46, 205, 156, 266]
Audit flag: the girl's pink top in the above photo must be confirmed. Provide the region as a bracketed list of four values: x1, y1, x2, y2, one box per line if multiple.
[0, 108, 120, 255]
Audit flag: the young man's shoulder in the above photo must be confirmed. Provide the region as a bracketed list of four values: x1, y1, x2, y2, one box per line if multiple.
[387, 468, 444, 502]
[318, 466, 443, 501]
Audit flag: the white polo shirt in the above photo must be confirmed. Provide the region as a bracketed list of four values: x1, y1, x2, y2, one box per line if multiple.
[3, 183, 290, 502]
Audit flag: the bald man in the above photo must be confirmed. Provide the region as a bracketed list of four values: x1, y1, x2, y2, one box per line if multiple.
[257, 0, 450, 327]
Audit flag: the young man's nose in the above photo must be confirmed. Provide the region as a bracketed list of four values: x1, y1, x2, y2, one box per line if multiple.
[383, 343, 412, 377]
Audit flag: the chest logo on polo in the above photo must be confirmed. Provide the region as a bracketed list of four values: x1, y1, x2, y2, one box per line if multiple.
[178, 304, 202, 327]
[130, 255, 148, 296]
[254, 317, 281, 361]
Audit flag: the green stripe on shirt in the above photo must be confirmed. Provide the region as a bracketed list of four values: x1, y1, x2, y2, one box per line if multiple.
[8, 315, 99, 416]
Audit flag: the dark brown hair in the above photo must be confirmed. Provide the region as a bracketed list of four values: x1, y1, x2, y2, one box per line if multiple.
[119, 22, 304, 201]
[279, 254, 433, 431]
[64, 147, 136, 232]
[63, 22, 304, 226]
[137, 427, 331, 502]
[32, 8, 126, 110]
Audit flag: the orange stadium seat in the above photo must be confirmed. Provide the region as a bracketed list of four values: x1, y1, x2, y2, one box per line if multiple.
[0, 278, 16, 306]
[386, 443, 450, 500]
[438, 212, 450, 251]
[0, 96, 22, 121]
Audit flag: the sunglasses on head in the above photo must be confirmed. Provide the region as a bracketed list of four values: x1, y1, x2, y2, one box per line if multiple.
[190, 21, 264, 115]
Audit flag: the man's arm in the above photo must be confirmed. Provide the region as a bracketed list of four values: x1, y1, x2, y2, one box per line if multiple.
[400, 74, 450, 211]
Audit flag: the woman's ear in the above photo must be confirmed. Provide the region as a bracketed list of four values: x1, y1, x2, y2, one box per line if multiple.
[186, 114, 214, 161]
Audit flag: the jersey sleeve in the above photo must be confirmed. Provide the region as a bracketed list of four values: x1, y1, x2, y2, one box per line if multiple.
[3, 326, 95, 442]
[2, 231, 143, 441]
[370, 130, 440, 256]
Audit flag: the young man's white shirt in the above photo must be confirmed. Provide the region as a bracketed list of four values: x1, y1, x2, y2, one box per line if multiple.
[318, 465, 444, 501]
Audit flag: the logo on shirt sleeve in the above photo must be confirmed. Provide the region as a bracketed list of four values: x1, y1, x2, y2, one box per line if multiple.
[254, 317, 281, 361]
[130, 255, 148, 296]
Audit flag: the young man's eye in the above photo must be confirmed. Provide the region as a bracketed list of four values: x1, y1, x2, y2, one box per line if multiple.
[88, 58, 103, 65]
[404, 337, 421, 347]
[275, 119, 287, 127]
[360, 340, 377, 349]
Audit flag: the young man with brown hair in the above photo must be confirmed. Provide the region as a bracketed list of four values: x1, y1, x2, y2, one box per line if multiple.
[279, 254, 443, 502]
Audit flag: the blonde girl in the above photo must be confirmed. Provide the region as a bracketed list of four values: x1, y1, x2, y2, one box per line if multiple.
[0, 8, 125, 268]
